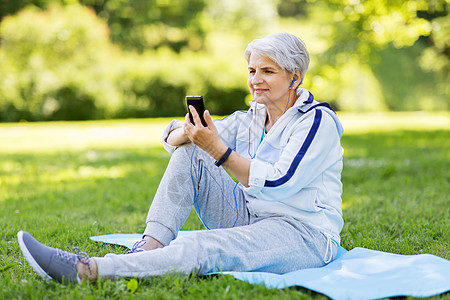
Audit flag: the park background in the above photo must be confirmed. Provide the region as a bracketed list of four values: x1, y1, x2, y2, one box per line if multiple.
[1, 1, 449, 299]
[0, 0, 448, 121]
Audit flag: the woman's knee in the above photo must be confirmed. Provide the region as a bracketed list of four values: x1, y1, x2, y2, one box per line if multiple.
[173, 143, 213, 166]
[173, 143, 196, 156]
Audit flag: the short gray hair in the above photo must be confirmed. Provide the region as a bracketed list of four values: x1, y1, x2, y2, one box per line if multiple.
[244, 32, 310, 84]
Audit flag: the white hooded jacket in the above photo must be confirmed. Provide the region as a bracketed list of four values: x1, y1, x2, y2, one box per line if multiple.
[162, 88, 344, 243]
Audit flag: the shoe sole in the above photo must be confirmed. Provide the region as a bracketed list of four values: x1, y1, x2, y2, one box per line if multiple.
[17, 231, 53, 284]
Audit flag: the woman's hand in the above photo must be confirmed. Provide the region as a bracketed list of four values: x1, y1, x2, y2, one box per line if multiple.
[185, 106, 251, 187]
[184, 106, 228, 160]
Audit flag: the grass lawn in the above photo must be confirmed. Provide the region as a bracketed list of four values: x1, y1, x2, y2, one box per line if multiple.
[1, 112, 449, 299]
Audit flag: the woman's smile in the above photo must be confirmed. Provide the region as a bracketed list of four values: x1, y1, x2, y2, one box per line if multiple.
[254, 88, 269, 95]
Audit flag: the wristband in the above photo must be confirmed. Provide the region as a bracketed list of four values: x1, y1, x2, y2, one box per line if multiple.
[215, 147, 232, 167]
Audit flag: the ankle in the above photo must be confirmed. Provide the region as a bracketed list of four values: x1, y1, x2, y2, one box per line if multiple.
[141, 236, 164, 251]
[77, 258, 98, 282]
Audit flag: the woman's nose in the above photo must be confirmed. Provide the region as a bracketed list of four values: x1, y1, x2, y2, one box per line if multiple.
[251, 72, 263, 85]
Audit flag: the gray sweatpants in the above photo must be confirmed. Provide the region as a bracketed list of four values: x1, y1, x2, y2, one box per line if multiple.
[94, 144, 336, 280]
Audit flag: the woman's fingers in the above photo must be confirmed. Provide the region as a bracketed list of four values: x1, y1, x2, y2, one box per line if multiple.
[203, 110, 219, 134]
[203, 110, 213, 127]
[188, 105, 204, 127]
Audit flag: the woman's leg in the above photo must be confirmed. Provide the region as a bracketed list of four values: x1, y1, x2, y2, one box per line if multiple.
[143, 143, 250, 246]
[93, 216, 334, 280]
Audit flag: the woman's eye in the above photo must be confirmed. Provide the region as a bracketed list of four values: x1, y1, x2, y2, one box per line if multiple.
[249, 70, 255, 74]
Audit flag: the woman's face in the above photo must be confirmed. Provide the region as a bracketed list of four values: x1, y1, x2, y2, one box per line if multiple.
[247, 52, 293, 109]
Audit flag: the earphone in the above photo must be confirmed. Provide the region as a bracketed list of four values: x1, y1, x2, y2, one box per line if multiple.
[190, 145, 239, 230]
[290, 76, 296, 88]
[284, 76, 297, 113]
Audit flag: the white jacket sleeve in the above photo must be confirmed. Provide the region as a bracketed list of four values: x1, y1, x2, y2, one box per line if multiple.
[161, 119, 184, 154]
[245, 109, 343, 201]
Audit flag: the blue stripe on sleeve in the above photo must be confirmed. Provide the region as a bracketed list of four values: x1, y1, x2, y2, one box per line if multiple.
[264, 109, 322, 187]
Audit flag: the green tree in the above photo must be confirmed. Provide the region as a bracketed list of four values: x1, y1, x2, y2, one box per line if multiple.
[278, 0, 448, 110]
[0, 4, 116, 121]
[0, 0, 207, 52]
[80, 0, 207, 52]
[1, 0, 447, 118]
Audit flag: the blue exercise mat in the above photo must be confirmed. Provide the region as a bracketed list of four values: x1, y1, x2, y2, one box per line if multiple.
[90, 231, 450, 300]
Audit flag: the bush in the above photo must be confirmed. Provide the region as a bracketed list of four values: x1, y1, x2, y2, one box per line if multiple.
[112, 45, 250, 118]
[205, 84, 249, 115]
[114, 77, 189, 119]
[0, 4, 252, 122]
[0, 4, 114, 121]
[42, 85, 102, 121]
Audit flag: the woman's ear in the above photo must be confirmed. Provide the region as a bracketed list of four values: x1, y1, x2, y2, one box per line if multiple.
[292, 71, 302, 88]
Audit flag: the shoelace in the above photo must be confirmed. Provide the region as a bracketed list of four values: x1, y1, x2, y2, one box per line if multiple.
[126, 239, 146, 254]
[73, 247, 91, 274]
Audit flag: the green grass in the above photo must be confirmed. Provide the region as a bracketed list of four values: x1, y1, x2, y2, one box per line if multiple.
[1, 112, 449, 299]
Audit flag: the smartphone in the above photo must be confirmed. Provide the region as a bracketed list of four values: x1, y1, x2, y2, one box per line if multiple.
[186, 95, 207, 127]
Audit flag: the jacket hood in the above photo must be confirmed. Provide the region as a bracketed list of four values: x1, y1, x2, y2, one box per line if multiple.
[248, 88, 344, 138]
[296, 89, 344, 138]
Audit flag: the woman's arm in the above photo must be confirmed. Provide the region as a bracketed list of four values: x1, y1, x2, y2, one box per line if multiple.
[184, 106, 251, 187]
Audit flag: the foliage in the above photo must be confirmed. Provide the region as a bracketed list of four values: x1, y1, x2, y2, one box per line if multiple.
[0, 0, 448, 121]
[0, 4, 250, 121]
[278, 0, 447, 63]
[80, 0, 208, 52]
[113, 49, 248, 119]
[0, 4, 116, 121]
[0, 0, 276, 52]
[370, 41, 448, 111]
[0, 0, 207, 52]
[0, 114, 448, 298]
[277, 0, 449, 110]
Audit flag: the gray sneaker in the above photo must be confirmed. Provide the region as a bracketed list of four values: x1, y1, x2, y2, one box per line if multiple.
[17, 230, 91, 284]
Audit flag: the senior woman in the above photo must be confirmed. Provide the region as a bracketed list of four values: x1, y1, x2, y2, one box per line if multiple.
[18, 32, 344, 284]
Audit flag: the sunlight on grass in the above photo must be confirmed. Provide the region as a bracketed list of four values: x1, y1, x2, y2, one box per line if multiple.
[339, 112, 448, 134]
[49, 165, 126, 181]
[1, 112, 448, 154]
[1, 165, 126, 188]
[0, 118, 177, 154]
